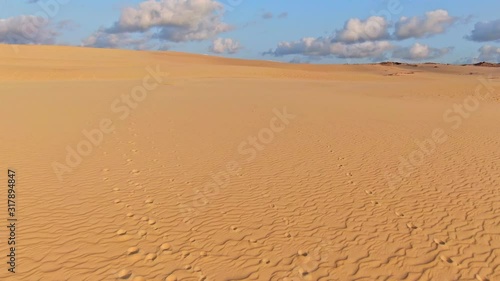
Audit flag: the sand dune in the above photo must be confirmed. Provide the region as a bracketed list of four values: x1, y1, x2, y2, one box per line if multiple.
[0, 44, 500, 280]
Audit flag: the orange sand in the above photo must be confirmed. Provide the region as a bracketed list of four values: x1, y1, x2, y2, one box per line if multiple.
[0, 44, 500, 280]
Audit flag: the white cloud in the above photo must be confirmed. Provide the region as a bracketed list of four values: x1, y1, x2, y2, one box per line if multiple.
[333, 16, 390, 43]
[395, 9, 456, 40]
[0, 15, 58, 44]
[267, 37, 393, 59]
[392, 43, 453, 60]
[477, 45, 500, 62]
[466, 19, 500, 42]
[265, 15, 394, 59]
[209, 38, 241, 54]
[84, 0, 231, 48]
[105, 0, 230, 42]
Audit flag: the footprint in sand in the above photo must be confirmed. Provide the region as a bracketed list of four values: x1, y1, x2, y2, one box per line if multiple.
[395, 211, 405, 217]
[433, 238, 446, 245]
[165, 275, 177, 281]
[160, 243, 172, 251]
[117, 269, 132, 279]
[261, 258, 271, 265]
[181, 251, 190, 258]
[406, 223, 418, 230]
[365, 190, 374, 195]
[370, 200, 380, 206]
[137, 230, 147, 238]
[298, 268, 310, 278]
[439, 255, 453, 264]
[145, 253, 157, 261]
[475, 274, 490, 281]
[127, 247, 140, 255]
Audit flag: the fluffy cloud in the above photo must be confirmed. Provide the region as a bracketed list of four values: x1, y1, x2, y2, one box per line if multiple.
[266, 37, 393, 59]
[0, 15, 58, 44]
[85, 0, 231, 47]
[465, 19, 500, 42]
[107, 0, 229, 41]
[209, 38, 241, 54]
[395, 9, 456, 40]
[392, 43, 453, 60]
[265, 15, 394, 59]
[477, 45, 500, 62]
[333, 16, 390, 43]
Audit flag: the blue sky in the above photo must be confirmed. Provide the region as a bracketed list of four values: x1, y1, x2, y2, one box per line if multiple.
[1, 0, 499, 63]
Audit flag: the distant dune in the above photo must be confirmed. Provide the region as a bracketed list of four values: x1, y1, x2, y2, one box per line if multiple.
[0, 44, 499, 280]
